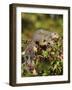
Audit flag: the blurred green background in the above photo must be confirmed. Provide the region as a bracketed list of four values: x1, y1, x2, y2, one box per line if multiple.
[21, 13, 63, 41]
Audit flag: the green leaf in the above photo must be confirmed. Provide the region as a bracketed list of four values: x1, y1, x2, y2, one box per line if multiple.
[42, 50, 48, 58]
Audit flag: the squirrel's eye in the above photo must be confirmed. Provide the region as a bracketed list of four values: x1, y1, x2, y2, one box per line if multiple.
[43, 40, 46, 42]
[35, 41, 39, 45]
[48, 42, 50, 44]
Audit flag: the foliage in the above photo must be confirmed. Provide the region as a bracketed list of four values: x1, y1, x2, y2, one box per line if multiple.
[21, 36, 63, 77]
